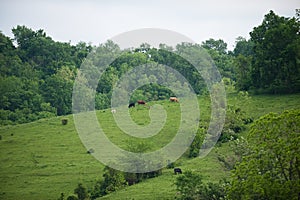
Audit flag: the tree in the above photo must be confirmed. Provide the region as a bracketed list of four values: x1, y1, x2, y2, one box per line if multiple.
[175, 170, 226, 200]
[41, 66, 75, 115]
[233, 37, 254, 57]
[201, 39, 235, 80]
[250, 10, 300, 93]
[73, 41, 92, 67]
[74, 183, 88, 200]
[0, 26, 93, 125]
[91, 166, 126, 198]
[66, 195, 78, 200]
[189, 128, 205, 158]
[232, 37, 254, 91]
[58, 193, 65, 200]
[201, 38, 228, 54]
[0, 32, 15, 53]
[228, 109, 300, 199]
[234, 55, 252, 91]
[12, 25, 81, 75]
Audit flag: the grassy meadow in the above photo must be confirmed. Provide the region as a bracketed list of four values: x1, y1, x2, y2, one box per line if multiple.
[0, 93, 300, 200]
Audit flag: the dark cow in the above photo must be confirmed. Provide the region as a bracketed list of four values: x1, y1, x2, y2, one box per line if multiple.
[174, 168, 182, 175]
[169, 97, 179, 102]
[128, 103, 135, 108]
[137, 100, 146, 105]
[87, 148, 94, 154]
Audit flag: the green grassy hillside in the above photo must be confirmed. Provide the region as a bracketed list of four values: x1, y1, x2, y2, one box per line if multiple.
[0, 116, 104, 200]
[1, 93, 300, 200]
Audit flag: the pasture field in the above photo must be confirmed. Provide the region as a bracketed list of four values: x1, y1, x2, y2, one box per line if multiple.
[0, 93, 300, 200]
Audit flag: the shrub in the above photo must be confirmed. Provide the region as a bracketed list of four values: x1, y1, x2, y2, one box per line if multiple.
[189, 128, 205, 158]
[74, 183, 88, 200]
[166, 160, 175, 169]
[91, 166, 126, 199]
[218, 104, 251, 143]
[61, 118, 68, 125]
[66, 195, 78, 200]
[175, 170, 226, 200]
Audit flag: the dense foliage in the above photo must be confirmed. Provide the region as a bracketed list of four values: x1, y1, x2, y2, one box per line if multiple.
[0, 26, 92, 124]
[0, 28, 230, 125]
[228, 109, 300, 199]
[234, 10, 300, 93]
[1, 10, 299, 126]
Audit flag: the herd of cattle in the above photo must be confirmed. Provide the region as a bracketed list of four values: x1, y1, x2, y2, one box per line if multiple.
[111, 97, 179, 113]
[127, 97, 179, 108]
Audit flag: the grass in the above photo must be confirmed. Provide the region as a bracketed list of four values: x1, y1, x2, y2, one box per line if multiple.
[98, 99, 191, 152]
[100, 171, 177, 200]
[0, 93, 300, 200]
[0, 116, 104, 200]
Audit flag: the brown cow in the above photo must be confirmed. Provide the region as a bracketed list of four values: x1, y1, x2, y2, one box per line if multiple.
[169, 97, 179, 102]
[137, 100, 146, 105]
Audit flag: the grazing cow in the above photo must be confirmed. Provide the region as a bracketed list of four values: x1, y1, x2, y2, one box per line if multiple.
[169, 97, 179, 102]
[128, 103, 135, 108]
[87, 148, 94, 154]
[137, 100, 146, 105]
[174, 168, 182, 175]
[111, 109, 116, 113]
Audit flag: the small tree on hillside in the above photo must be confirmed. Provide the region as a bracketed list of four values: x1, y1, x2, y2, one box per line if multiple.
[175, 170, 226, 200]
[90, 166, 126, 199]
[189, 127, 205, 158]
[74, 183, 88, 200]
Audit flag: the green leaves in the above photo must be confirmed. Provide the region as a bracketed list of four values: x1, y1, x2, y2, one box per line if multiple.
[175, 171, 226, 200]
[233, 54, 252, 91]
[249, 10, 300, 93]
[201, 38, 228, 54]
[228, 109, 300, 200]
[233, 10, 300, 94]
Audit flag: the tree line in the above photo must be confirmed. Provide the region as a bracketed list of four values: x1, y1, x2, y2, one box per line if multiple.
[0, 25, 92, 124]
[0, 10, 299, 125]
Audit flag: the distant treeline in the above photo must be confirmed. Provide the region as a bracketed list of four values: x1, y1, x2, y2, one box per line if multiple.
[0, 10, 299, 125]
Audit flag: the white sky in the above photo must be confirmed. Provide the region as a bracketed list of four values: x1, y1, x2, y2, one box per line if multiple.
[0, 0, 298, 50]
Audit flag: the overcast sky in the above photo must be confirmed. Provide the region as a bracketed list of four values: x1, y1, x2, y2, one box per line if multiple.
[0, 0, 298, 50]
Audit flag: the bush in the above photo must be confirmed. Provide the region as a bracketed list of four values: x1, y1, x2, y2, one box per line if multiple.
[166, 160, 175, 169]
[74, 183, 88, 200]
[66, 195, 78, 200]
[61, 118, 68, 125]
[189, 128, 205, 158]
[218, 104, 250, 143]
[91, 166, 127, 199]
[175, 170, 226, 200]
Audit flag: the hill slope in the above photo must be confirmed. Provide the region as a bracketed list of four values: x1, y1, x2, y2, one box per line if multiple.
[1, 93, 300, 200]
